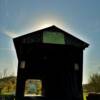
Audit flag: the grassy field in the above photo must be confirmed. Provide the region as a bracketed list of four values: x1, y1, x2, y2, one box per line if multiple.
[83, 92, 88, 100]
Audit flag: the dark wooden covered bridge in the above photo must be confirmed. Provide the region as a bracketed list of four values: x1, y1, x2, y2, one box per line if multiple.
[13, 25, 89, 100]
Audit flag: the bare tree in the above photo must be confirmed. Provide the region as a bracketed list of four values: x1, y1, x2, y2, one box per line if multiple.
[0, 69, 15, 79]
[87, 73, 100, 92]
[0, 72, 3, 79]
[3, 69, 8, 78]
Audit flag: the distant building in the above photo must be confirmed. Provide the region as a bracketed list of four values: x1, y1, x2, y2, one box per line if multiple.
[13, 25, 89, 100]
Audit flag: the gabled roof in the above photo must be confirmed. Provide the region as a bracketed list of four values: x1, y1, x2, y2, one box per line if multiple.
[13, 25, 89, 49]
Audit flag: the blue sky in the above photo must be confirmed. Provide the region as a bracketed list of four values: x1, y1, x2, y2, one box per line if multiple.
[0, 0, 100, 84]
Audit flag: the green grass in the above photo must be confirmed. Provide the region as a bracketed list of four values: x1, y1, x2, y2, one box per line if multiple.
[83, 92, 88, 100]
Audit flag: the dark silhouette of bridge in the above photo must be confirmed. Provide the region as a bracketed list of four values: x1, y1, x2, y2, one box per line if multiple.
[13, 25, 89, 100]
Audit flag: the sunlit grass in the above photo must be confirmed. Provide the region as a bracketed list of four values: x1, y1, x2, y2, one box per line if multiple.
[83, 92, 88, 100]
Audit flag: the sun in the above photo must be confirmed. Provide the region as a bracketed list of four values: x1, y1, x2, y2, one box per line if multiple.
[33, 15, 65, 31]
[36, 20, 63, 29]
[39, 23, 54, 28]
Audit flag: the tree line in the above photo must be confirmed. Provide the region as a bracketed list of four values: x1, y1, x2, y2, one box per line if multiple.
[83, 73, 100, 93]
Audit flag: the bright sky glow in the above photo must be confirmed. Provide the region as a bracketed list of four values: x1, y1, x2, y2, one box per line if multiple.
[34, 18, 64, 30]
[23, 15, 67, 34]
